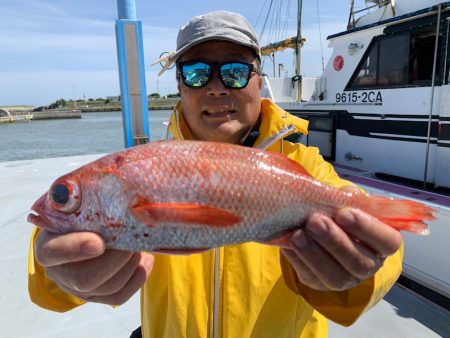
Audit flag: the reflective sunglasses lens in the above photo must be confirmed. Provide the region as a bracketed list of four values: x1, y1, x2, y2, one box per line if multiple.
[182, 63, 211, 87]
[221, 63, 251, 88]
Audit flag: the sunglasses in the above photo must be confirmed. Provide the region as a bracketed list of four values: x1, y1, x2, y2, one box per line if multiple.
[177, 61, 259, 89]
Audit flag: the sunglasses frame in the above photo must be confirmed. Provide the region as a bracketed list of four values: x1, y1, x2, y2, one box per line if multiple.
[177, 60, 259, 89]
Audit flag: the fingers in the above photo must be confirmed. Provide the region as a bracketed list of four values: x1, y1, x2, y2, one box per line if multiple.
[87, 254, 154, 305]
[34, 230, 154, 306]
[289, 227, 362, 291]
[335, 208, 403, 257]
[35, 231, 105, 267]
[86, 253, 146, 296]
[284, 208, 401, 291]
[58, 253, 154, 306]
[46, 249, 135, 292]
[303, 215, 384, 281]
[281, 248, 328, 291]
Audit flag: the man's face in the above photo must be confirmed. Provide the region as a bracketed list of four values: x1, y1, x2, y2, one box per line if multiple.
[178, 41, 263, 144]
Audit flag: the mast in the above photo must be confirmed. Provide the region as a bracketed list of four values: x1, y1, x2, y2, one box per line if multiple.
[296, 0, 303, 101]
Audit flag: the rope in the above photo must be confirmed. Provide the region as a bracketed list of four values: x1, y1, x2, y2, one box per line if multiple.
[254, 0, 269, 31]
[282, 0, 291, 40]
[259, 0, 275, 44]
[316, 0, 325, 71]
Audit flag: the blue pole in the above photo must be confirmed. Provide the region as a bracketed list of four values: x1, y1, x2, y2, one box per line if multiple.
[115, 0, 150, 148]
[117, 0, 136, 20]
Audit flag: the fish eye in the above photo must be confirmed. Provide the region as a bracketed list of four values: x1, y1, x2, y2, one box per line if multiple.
[48, 178, 81, 213]
[52, 184, 70, 204]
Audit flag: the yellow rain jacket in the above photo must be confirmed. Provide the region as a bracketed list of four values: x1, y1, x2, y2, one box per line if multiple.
[28, 98, 403, 338]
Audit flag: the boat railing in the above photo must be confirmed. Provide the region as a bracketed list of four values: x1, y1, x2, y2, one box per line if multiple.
[348, 0, 393, 29]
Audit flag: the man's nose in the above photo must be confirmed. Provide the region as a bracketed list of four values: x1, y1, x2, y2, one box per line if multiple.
[206, 70, 230, 96]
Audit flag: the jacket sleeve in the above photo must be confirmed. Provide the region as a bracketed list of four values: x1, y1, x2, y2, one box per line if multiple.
[28, 227, 86, 312]
[281, 143, 404, 325]
[281, 245, 403, 326]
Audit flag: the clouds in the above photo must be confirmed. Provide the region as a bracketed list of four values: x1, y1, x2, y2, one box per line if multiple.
[0, 0, 347, 105]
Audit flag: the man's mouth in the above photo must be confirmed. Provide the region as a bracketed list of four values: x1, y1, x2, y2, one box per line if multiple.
[202, 109, 236, 118]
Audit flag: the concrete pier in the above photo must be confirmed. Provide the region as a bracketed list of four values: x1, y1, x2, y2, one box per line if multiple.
[32, 109, 82, 120]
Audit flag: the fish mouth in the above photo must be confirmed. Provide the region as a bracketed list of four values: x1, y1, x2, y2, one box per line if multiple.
[27, 194, 60, 232]
[27, 212, 54, 231]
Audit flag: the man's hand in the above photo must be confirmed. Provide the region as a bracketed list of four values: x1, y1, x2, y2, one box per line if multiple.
[282, 189, 403, 291]
[34, 231, 154, 306]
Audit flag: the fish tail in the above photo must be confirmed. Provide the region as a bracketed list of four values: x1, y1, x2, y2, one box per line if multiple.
[361, 195, 436, 235]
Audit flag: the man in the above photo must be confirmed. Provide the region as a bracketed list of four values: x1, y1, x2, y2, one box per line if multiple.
[29, 11, 403, 337]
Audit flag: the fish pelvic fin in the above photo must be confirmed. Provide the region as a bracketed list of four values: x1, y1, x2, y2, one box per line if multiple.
[361, 195, 436, 235]
[131, 202, 242, 227]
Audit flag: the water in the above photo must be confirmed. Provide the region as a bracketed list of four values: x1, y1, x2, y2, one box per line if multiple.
[0, 110, 172, 162]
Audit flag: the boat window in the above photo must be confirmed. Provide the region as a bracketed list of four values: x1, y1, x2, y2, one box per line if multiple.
[348, 23, 441, 89]
[350, 41, 379, 87]
[378, 34, 409, 86]
[410, 26, 440, 83]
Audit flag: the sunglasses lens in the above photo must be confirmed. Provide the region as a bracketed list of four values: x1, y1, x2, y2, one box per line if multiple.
[181, 62, 211, 87]
[221, 63, 251, 88]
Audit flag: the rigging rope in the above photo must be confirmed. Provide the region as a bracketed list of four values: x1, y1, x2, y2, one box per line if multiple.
[254, 0, 269, 31]
[274, 0, 284, 43]
[266, 0, 279, 45]
[259, 0, 275, 44]
[316, 0, 325, 71]
[282, 0, 291, 40]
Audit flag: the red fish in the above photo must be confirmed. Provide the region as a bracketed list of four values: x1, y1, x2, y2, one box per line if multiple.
[28, 140, 435, 254]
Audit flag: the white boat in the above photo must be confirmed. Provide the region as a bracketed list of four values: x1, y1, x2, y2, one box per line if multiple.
[264, 0, 450, 188]
[0, 108, 32, 124]
[262, 0, 450, 307]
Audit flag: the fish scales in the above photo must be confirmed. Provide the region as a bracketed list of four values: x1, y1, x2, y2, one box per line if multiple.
[28, 140, 436, 254]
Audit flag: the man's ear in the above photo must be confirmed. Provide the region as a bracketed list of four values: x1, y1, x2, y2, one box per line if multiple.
[258, 75, 263, 90]
[177, 81, 181, 93]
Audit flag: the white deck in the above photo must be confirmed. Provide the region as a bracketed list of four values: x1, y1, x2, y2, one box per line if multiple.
[0, 155, 448, 337]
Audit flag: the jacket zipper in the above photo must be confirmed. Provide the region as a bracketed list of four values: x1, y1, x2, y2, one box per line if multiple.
[256, 124, 296, 150]
[212, 248, 220, 338]
[173, 111, 297, 338]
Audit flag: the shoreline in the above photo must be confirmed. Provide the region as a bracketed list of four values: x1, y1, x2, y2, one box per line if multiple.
[1, 103, 175, 121]
[1, 98, 178, 113]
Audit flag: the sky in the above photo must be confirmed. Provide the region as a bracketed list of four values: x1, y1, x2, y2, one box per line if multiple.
[0, 0, 350, 106]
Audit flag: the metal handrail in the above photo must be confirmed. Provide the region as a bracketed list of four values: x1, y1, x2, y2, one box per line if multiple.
[423, 3, 442, 189]
[348, 0, 392, 28]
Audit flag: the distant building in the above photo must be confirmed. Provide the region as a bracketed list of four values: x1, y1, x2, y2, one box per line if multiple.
[106, 96, 121, 102]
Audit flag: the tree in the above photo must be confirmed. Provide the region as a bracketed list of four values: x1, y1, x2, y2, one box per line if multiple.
[148, 93, 161, 99]
[47, 98, 66, 109]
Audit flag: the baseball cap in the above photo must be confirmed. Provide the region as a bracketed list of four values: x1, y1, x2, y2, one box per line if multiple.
[153, 11, 261, 75]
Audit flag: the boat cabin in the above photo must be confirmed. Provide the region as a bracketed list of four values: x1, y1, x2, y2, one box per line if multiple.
[265, 1, 450, 189]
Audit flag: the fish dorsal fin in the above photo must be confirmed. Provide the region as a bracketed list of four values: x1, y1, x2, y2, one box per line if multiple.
[267, 151, 312, 177]
[131, 202, 242, 227]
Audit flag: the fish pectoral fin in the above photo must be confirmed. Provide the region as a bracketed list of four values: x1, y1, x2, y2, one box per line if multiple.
[131, 203, 242, 227]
